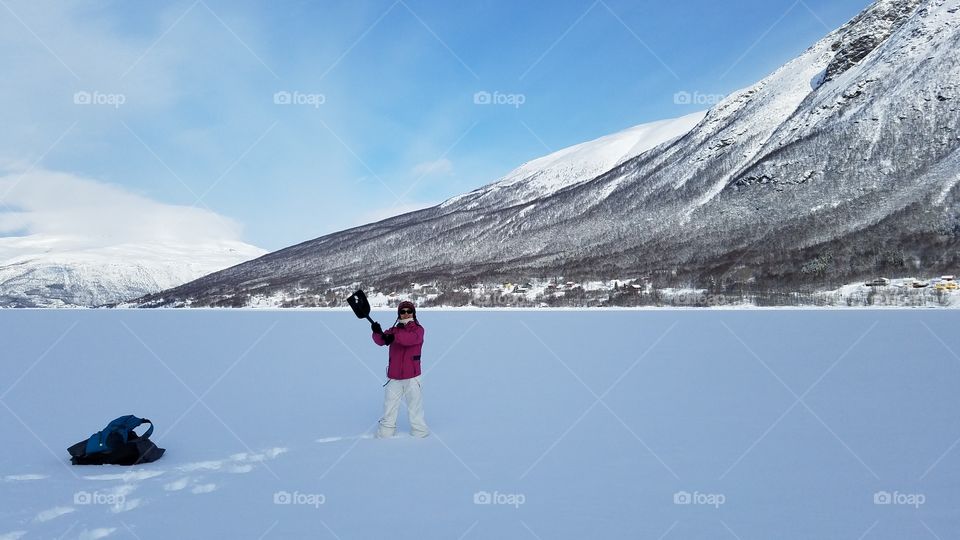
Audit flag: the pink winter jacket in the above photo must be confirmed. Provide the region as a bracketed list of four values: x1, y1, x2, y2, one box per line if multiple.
[372, 321, 424, 380]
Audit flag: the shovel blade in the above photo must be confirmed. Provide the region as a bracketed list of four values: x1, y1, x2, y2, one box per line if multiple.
[347, 289, 371, 320]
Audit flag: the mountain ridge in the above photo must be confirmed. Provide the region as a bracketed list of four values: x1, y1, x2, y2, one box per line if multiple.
[133, 0, 960, 307]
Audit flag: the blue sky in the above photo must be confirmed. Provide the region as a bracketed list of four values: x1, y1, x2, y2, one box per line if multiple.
[0, 0, 872, 251]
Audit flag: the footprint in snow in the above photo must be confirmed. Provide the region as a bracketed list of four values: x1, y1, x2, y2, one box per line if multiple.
[82, 470, 164, 482]
[162, 476, 217, 494]
[78, 527, 116, 540]
[191, 483, 217, 494]
[3, 474, 49, 482]
[160, 448, 287, 495]
[163, 477, 191, 492]
[315, 434, 374, 443]
[177, 447, 288, 474]
[33, 506, 75, 523]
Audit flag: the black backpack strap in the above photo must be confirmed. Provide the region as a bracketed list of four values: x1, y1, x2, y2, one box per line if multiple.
[138, 419, 154, 439]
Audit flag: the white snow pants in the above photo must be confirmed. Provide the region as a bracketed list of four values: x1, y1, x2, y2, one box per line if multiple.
[377, 376, 429, 438]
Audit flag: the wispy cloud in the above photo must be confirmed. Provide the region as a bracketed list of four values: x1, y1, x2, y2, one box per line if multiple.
[411, 158, 453, 177]
[0, 168, 259, 261]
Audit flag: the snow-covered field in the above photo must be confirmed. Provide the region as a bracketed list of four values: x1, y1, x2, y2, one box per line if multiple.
[2, 309, 959, 539]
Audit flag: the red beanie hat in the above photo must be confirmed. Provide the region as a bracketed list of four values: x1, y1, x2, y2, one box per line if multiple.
[398, 300, 416, 319]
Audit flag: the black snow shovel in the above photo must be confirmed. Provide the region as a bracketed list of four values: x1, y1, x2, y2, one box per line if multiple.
[347, 289, 376, 325]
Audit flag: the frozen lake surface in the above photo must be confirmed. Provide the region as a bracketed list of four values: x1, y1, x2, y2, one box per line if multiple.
[1, 309, 958, 539]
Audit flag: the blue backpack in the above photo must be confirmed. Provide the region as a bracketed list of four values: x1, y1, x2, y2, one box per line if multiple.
[68, 415, 165, 465]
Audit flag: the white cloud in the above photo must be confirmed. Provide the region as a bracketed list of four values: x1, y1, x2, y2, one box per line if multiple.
[0, 1, 185, 145]
[0, 168, 257, 262]
[411, 158, 453, 177]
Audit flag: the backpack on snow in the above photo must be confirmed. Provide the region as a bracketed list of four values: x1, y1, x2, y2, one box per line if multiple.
[67, 415, 165, 465]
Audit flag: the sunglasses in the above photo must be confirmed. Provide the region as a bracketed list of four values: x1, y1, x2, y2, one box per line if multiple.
[399, 309, 414, 314]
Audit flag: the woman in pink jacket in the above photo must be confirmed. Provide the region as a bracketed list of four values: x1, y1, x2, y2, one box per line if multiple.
[371, 300, 429, 438]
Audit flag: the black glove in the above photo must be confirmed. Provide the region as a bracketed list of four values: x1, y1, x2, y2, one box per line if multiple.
[371, 322, 383, 335]
[382, 333, 395, 345]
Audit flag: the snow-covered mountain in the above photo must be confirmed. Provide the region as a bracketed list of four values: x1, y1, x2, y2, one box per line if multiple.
[439, 111, 706, 212]
[0, 239, 264, 308]
[0, 167, 268, 307]
[138, 0, 960, 307]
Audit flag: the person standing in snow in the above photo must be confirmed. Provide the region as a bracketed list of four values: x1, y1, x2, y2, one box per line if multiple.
[371, 300, 429, 438]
